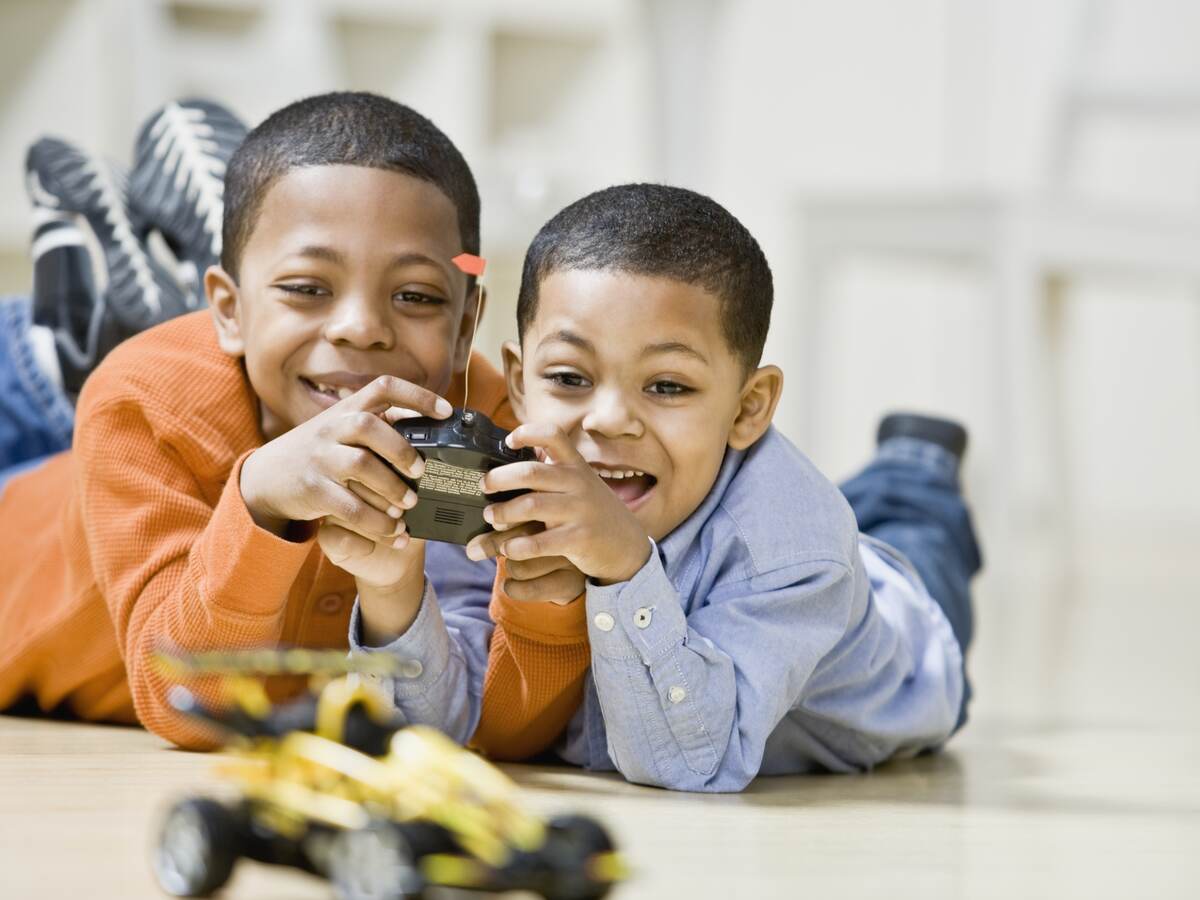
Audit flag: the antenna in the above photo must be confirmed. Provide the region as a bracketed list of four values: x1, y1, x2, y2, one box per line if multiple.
[451, 253, 487, 411]
[462, 282, 483, 410]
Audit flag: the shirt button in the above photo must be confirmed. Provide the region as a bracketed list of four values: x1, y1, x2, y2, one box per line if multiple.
[398, 659, 423, 679]
[593, 612, 615, 632]
[317, 593, 344, 614]
[633, 607, 653, 629]
[668, 685, 687, 704]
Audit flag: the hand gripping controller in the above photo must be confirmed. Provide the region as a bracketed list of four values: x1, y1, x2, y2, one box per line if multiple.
[393, 409, 535, 544]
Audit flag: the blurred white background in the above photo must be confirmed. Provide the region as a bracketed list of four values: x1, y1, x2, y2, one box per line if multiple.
[1, 0, 1197, 729]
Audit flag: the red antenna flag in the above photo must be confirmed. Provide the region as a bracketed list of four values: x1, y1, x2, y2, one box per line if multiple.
[451, 253, 487, 277]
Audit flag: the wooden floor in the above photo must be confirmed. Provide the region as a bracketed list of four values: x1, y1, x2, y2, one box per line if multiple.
[2, 528, 1198, 899]
[1, 712, 1197, 899]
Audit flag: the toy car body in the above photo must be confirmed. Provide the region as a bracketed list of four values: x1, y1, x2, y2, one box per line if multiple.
[151, 650, 623, 900]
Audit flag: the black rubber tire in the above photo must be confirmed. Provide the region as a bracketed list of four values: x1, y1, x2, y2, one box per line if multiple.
[153, 797, 241, 897]
[540, 814, 617, 900]
[328, 821, 426, 900]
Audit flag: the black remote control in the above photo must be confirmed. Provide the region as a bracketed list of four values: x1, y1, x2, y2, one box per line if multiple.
[394, 408, 535, 545]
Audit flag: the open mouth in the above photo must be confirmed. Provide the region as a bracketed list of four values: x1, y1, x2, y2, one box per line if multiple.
[593, 466, 658, 509]
[301, 377, 357, 406]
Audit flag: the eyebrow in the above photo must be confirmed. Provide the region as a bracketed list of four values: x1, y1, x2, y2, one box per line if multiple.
[539, 330, 708, 364]
[540, 329, 595, 353]
[292, 245, 344, 265]
[642, 341, 708, 364]
[288, 246, 452, 276]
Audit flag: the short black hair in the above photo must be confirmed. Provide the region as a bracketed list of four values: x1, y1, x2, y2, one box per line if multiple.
[517, 183, 773, 370]
[221, 91, 479, 280]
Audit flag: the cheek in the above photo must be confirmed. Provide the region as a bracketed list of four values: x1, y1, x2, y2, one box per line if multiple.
[522, 385, 583, 428]
[658, 416, 728, 491]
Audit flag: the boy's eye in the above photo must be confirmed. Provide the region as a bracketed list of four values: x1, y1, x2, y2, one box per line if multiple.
[648, 380, 692, 396]
[276, 283, 327, 298]
[544, 371, 590, 389]
[395, 291, 446, 306]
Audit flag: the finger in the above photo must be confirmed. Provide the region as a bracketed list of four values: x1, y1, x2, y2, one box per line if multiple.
[503, 570, 586, 604]
[317, 521, 378, 564]
[347, 481, 406, 520]
[383, 406, 424, 424]
[335, 411, 427, 480]
[327, 513, 409, 550]
[355, 375, 452, 420]
[331, 442, 418, 510]
[498, 525, 573, 562]
[481, 460, 574, 495]
[505, 423, 584, 466]
[322, 483, 405, 540]
[504, 555, 574, 580]
[484, 492, 573, 530]
[466, 522, 542, 562]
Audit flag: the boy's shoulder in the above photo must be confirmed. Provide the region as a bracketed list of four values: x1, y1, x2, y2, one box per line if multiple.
[710, 427, 859, 577]
[76, 311, 259, 463]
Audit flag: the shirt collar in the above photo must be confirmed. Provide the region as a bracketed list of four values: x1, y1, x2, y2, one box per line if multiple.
[656, 432, 761, 581]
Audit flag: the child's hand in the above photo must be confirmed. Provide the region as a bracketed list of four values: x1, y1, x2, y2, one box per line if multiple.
[319, 520, 427, 645]
[239, 375, 450, 550]
[469, 523, 586, 604]
[316, 517, 422, 589]
[470, 423, 652, 586]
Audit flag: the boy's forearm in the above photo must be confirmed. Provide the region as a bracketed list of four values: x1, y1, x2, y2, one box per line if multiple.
[471, 582, 591, 760]
[357, 563, 427, 647]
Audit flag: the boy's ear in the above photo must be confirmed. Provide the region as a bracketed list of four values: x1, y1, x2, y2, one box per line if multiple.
[206, 265, 245, 357]
[453, 284, 486, 373]
[729, 364, 783, 450]
[500, 340, 527, 422]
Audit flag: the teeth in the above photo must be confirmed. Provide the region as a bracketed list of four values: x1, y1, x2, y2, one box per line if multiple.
[597, 468, 646, 480]
[309, 380, 356, 399]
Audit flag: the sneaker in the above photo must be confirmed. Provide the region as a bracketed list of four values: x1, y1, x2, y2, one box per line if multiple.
[877, 412, 968, 462]
[25, 137, 190, 396]
[128, 99, 248, 304]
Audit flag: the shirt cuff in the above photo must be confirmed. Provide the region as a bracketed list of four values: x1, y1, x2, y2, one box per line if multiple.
[347, 578, 451, 700]
[199, 449, 318, 618]
[585, 542, 689, 663]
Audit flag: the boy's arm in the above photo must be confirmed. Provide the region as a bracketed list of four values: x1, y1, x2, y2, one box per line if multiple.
[583, 547, 962, 792]
[77, 400, 318, 750]
[470, 558, 591, 761]
[343, 542, 498, 744]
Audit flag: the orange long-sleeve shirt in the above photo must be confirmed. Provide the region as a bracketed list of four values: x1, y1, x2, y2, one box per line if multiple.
[471, 558, 593, 760]
[0, 310, 522, 749]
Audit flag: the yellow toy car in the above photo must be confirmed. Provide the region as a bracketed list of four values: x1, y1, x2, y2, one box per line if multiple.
[152, 649, 624, 900]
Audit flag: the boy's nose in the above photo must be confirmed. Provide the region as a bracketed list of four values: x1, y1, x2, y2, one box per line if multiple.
[323, 294, 394, 350]
[582, 389, 643, 439]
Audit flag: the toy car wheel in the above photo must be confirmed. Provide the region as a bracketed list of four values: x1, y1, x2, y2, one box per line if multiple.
[329, 821, 425, 900]
[540, 814, 617, 900]
[153, 797, 240, 897]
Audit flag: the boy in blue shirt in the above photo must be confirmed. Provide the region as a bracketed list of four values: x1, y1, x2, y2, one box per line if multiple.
[378, 183, 981, 792]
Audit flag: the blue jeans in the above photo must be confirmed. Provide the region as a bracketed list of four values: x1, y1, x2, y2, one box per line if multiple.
[0, 296, 73, 492]
[840, 437, 982, 730]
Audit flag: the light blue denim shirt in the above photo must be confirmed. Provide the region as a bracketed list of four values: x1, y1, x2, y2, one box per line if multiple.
[558, 427, 962, 792]
[351, 427, 962, 792]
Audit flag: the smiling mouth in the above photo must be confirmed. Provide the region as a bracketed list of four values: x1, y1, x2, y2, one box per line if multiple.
[301, 377, 357, 403]
[593, 466, 658, 508]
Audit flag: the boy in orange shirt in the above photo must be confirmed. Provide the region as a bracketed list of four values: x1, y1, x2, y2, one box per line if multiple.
[0, 92, 537, 750]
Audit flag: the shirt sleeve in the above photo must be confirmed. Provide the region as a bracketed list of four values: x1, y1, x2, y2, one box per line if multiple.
[470, 558, 592, 761]
[343, 542, 498, 743]
[76, 400, 318, 750]
[583, 543, 863, 792]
